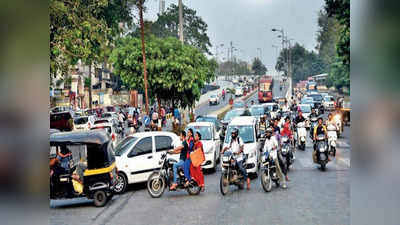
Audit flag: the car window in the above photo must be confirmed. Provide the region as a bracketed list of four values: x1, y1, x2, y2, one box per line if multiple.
[225, 125, 254, 144]
[155, 136, 173, 152]
[114, 136, 138, 156]
[187, 126, 213, 140]
[129, 137, 152, 156]
[74, 117, 88, 124]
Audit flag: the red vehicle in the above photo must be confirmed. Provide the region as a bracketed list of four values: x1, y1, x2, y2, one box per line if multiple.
[258, 75, 273, 103]
[50, 111, 74, 131]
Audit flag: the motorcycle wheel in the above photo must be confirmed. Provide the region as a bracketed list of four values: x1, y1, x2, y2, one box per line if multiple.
[147, 172, 165, 198]
[220, 174, 229, 195]
[301, 142, 305, 151]
[186, 181, 201, 195]
[320, 163, 326, 171]
[260, 171, 272, 192]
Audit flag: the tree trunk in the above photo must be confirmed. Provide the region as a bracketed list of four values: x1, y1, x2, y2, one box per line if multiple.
[138, 0, 150, 115]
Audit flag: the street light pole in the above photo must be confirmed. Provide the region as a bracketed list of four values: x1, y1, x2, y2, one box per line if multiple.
[178, 0, 184, 43]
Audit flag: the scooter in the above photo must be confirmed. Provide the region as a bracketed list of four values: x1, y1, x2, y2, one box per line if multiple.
[296, 122, 307, 151]
[327, 124, 337, 156]
[260, 146, 280, 192]
[280, 135, 293, 171]
[313, 135, 329, 171]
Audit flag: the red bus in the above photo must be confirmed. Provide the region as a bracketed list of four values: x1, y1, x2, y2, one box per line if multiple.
[258, 75, 273, 103]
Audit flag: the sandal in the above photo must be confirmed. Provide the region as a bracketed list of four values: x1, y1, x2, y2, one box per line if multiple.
[200, 186, 205, 192]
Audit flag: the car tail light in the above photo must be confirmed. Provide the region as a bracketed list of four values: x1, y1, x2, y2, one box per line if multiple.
[112, 133, 115, 141]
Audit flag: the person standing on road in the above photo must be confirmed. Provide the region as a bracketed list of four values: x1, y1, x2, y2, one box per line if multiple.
[169, 131, 188, 190]
[160, 106, 166, 127]
[183, 128, 195, 186]
[190, 132, 205, 192]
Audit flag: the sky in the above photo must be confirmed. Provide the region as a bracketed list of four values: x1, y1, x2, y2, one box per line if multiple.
[141, 0, 325, 74]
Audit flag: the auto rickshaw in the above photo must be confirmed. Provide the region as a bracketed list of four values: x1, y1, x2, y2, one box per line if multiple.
[50, 130, 118, 207]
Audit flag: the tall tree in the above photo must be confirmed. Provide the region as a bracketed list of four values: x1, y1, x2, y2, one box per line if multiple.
[252, 57, 267, 75]
[151, 4, 212, 54]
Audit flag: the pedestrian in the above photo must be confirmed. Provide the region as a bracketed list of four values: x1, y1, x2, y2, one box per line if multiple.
[174, 107, 181, 125]
[160, 106, 166, 127]
[190, 131, 205, 191]
[183, 128, 194, 186]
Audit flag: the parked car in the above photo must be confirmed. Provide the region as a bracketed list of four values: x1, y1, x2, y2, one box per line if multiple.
[50, 111, 74, 131]
[90, 122, 121, 148]
[208, 94, 220, 105]
[186, 122, 221, 172]
[223, 116, 261, 176]
[113, 132, 181, 194]
[73, 116, 95, 131]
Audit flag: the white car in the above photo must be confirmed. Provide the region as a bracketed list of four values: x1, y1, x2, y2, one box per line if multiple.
[73, 115, 95, 131]
[298, 104, 312, 128]
[90, 122, 121, 148]
[235, 87, 243, 97]
[222, 116, 261, 176]
[208, 94, 220, 105]
[323, 95, 335, 110]
[262, 103, 280, 119]
[113, 131, 181, 194]
[186, 122, 221, 171]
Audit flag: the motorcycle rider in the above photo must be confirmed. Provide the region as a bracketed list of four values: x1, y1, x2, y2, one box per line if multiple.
[222, 89, 226, 100]
[326, 113, 338, 156]
[313, 117, 328, 161]
[221, 128, 250, 190]
[263, 127, 287, 188]
[310, 108, 318, 118]
[168, 131, 188, 190]
[259, 115, 268, 134]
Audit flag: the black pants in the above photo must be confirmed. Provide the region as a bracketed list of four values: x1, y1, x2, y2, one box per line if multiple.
[277, 152, 287, 176]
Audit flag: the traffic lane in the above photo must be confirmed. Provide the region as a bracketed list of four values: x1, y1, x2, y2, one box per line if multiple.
[195, 92, 233, 116]
[65, 160, 349, 225]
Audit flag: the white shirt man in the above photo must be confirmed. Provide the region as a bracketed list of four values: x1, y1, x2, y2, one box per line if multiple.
[263, 135, 279, 159]
[229, 136, 244, 161]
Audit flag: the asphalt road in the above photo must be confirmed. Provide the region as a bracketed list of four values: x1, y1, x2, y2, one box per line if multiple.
[50, 78, 350, 225]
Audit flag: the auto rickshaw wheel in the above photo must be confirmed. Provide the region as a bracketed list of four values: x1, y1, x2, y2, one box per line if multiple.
[93, 190, 108, 207]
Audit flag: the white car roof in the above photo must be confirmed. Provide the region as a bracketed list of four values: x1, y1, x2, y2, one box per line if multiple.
[262, 103, 278, 106]
[298, 104, 311, 108]
[187, 122, 214, 127]
[92, 122, 113, 127]
[229, 116, 256, 126]
[130, 131, 178, 138]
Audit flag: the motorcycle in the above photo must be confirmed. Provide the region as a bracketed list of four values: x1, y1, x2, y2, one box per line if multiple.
[327, 124, 337, 156]
[280, 135, 293, 171]
[147, 152, 201, 198]
[309, 117, 318, 139]
[296, 122, 307, 151]
[314, 134, 329, 171]
[260, 146, 280, 192]
[220, 151, 247, 195]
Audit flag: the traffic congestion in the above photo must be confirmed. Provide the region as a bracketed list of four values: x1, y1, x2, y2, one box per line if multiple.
[50, 76, 350, 225]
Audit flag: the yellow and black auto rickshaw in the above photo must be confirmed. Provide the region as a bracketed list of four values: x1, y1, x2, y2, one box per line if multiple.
[50, 130, 118, 207]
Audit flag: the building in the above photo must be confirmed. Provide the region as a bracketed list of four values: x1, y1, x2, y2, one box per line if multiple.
[159, 0, 165, 14]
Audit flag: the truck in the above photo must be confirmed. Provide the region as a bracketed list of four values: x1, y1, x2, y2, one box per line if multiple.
[258, 75, 273, 103]
[307, 81, 316, 91]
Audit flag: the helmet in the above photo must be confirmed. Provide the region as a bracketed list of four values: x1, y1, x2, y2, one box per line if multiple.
[266, 127, 273, 134]
[232, 128, 239, 136]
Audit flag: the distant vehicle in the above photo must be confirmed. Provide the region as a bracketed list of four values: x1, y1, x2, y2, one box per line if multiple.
[50, 111, 74, 131]
[186, 122, 221, 172]
[249, 105, 266, 120]
[307, 81, 316, 91]
[50, 106, 73, 114]
[262, 103, 280, 119]
[196, 115, 222, 133]
[91, 122, 121, 148]
[258, 75, 273, 103]
[298, 104, 312, 128]
[323, 95, 335, 110]
[221, 108, 246, 129]
[308, 93, 324, 114]
[73, 116, 95, 131]
[235, 87, 244, 97]
[301, 97, 315, 108]
[209, 94, 220, 105]
[233, 100, 245, 109]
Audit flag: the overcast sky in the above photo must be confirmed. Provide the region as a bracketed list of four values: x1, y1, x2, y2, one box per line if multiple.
[142, 0, 325, 73]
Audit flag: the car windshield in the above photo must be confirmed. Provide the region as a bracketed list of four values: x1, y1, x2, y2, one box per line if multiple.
[187, 126, 212, 140]
[196, 117, 217, 125]
[250, 106, 264, 116]
[74, 117, 88, 124]
[302, 98, 313, 104]
[114, 136, 138, 156]
[224, 109, 245, 121]
[210, 95, 217, 98]
[225, 125, 254, 144]
[309, 94, 323, 101]
[299, 105, 311, 113]
[324, 96, 334, 101]
[233, 101, 244, 108]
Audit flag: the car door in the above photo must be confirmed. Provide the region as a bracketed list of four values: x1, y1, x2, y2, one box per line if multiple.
[154, 135, 175, 168]
[126, 136, 155, 183]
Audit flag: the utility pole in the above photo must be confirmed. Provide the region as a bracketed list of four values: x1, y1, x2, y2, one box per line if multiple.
[138, 0, 149, 115]
[178, 0, 184, 43]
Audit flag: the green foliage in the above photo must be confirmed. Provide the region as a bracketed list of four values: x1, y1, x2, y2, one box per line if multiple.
[218, 59, 251, 75]
[84, 77, 91, 88]
[276, 43, 326, 83]
[110, 36, 216, 108]
[251, 58, 267, 75]
[150, 4, 212, 54]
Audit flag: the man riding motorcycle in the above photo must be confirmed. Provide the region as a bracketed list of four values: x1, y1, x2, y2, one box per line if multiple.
[221, 128, 250, 190]
[263, 128, 287, 188]
[222, 89, 226, 100]
[310, 108, 318, 118]
[326, 113, 338, 156]
[259, 115, 267, 134]
[313, 117, 328, 161]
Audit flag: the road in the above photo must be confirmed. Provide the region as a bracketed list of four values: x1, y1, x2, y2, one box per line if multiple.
[50, 78, 350, 225]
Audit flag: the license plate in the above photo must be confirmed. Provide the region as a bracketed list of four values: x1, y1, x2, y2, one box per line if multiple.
[222, 156, 229, 162]
[60, 177, 68, 182]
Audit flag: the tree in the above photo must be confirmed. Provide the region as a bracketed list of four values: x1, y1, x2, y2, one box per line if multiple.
[276, 43, 325, 83]
[151, 4, 212, 54]
[110, 36, 216, 109]
[252, 57, 267, 75]
[218, 59, 251, 75]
